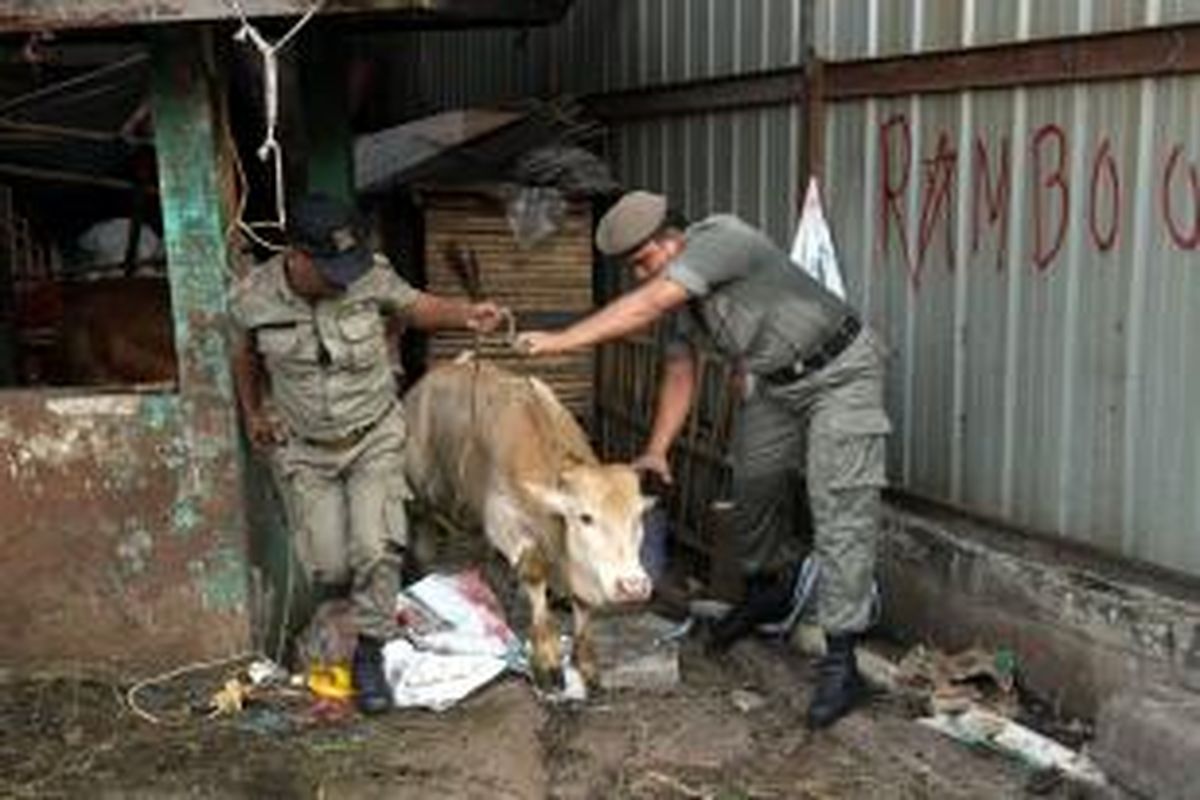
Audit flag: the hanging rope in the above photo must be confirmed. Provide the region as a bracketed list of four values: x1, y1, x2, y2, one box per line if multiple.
[224, 0, 326, 235]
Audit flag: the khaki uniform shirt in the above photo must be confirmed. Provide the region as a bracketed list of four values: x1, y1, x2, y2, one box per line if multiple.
[665, 215, 852, 375]
[229, 253, 419, 442]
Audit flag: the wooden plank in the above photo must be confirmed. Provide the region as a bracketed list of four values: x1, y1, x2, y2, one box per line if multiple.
[0, 0, 572, 33]
[423, 187, 595, 418]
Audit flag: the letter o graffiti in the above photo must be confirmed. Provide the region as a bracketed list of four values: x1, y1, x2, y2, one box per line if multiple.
[1088, 139, 1120, 252]
[1162, 145, 1200, 250]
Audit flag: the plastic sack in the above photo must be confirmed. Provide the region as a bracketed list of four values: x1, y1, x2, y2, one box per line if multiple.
[76, 218, 164, 267]
[382, 639, 509, 712]
[790, 178, 847, 300]
[385, 570, 521, 711]
[504, 185, 566, 250]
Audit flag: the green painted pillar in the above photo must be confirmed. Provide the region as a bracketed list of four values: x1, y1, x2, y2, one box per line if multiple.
[152, 29, 237, 403]
[302, 38, 354, 201]
[151, 28, 252, 635]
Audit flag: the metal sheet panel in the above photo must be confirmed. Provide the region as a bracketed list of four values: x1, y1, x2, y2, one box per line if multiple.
[601, 104, 799, 252]
[824, 70, 1200, 577]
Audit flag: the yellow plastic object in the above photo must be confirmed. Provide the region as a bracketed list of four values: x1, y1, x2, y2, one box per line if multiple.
[307, 664, 354, 700]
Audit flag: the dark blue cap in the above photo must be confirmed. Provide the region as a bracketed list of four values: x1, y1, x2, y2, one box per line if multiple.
[289, 192, 371, 288]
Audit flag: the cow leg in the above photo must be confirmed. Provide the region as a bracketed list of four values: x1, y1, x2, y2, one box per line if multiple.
[570, 600, 599, 689]
[516, 546, 563, 689]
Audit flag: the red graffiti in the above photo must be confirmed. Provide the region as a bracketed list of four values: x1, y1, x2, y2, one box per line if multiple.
[879, 113, 914, 278]
[1162, 145, 1200, 250]
[875, 120, 1200, 293]
[917, 131, 957, 275]
[1032, 124, 1069, 271]
[1088, 138, 1120, 252]
[972, 136, 1011, 271]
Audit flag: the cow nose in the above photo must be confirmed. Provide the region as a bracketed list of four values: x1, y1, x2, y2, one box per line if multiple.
[617, 574, 653, 602]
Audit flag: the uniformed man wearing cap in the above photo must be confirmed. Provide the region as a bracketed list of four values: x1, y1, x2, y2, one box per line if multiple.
[518, 190, 891, 729]
[229, 192, 505, 714]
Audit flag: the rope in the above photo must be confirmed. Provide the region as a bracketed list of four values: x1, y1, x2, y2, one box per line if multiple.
[224, 0, 326, 232]
[125, 651, 259, 725]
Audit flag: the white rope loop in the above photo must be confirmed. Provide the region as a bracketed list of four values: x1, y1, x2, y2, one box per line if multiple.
[225, 0, 326, 232]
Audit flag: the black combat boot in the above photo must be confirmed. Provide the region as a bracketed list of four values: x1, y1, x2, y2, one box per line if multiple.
[806, 633, 865, 729]
[352, 636, 391, 715]
[706, 568, 798, 654]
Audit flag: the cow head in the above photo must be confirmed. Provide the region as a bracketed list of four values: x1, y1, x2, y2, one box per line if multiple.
[526, 464, 654, 608]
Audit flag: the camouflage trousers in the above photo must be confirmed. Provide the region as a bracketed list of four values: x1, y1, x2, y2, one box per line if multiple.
[731, 329, 890, 635]
[271, 403, 411, 641]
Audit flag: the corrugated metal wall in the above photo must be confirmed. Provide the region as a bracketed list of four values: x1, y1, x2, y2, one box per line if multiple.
[816, 0, 1200, 577]
[593, 0, 807, 246]
[384, 0, 810, 246]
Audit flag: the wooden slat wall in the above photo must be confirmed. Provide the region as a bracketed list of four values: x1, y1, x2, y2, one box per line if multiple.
[423, 189, 594, 419]
[594, 329, 738, 577]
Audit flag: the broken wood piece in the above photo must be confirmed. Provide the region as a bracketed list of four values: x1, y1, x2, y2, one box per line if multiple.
[919, 707, 1108, 789]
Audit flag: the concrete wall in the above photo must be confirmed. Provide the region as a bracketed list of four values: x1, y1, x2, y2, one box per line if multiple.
[881, 497, 1200, 718]
[0, 31, 252, 673]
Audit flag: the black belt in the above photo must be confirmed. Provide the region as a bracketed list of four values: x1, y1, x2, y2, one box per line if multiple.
[303, 402, 394, 451]
[761, 316, 862, 386]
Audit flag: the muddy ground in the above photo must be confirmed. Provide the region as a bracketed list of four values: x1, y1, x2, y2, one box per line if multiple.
[0, 630, 1084, 800]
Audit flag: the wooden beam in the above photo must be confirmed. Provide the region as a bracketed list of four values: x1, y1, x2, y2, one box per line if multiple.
[0, 162, 139, 191]
[0, 0, 572, 34]
[825, 24, 1200, 99]
[585, 67, 808, 122]
[585, 24, 1200, 124]
[0, 53, 147, 117]
[802, 53, 825, 189]
[0, 118, 152, 146]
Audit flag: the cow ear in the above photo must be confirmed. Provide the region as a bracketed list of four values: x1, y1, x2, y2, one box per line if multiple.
[640, 495, 658, 513]
[524, 482, 576, 517]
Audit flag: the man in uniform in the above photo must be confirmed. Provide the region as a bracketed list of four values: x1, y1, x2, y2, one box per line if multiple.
[229, 193, 504, 714]
[518, 190, 890, 729]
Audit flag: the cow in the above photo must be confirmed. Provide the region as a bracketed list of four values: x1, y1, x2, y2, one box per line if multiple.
[402, 360, 654, 689]
[58, 277, 176, 386]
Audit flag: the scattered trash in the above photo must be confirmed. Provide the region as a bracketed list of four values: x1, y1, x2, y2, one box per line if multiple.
[307, 665, 353, 702]
[383, 638, 509, 712]
[397, 570, 521, 660]
[730, 689, 767, 713]
[503, 185, 566, 249]
[384, 570, 521, 711]
[207, 678, 252, 718]
[896, 644, 1018, 717]
[511, 144, 619, 197]
[919, 707, 1108, 789]
[294, 599, 358, 676]
[247, 658, 288, 688]
[305, 696, 356, 725]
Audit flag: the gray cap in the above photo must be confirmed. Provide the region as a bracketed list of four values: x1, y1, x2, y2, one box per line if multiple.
[595, 190, 667, 257]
